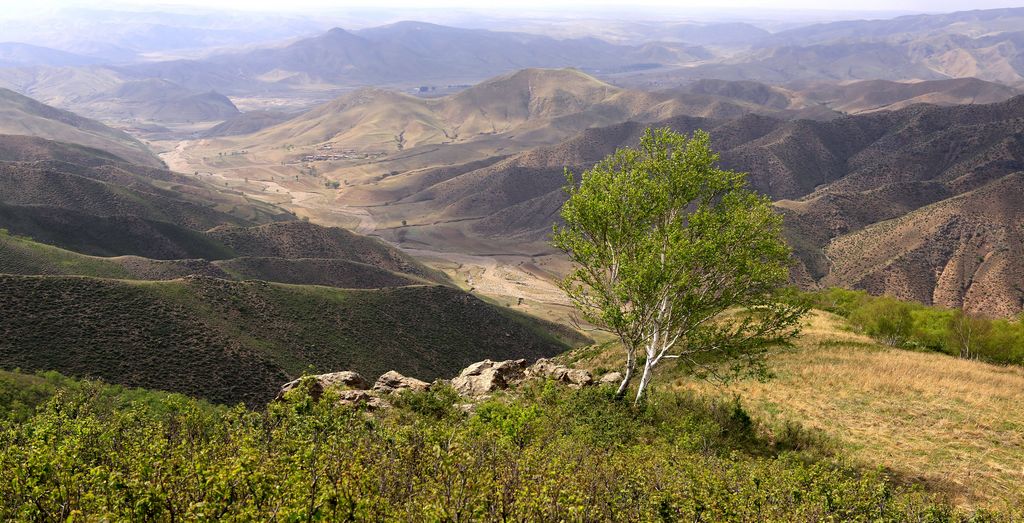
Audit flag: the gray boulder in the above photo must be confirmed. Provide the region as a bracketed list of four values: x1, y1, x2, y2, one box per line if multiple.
[373, 370, 430, 394]
[336, 389, 389, 410]
[527, 358, 594, 387]
[598, 371, 625, 386]
[277, 371, 371, 401]
[451, 359, 527, 396]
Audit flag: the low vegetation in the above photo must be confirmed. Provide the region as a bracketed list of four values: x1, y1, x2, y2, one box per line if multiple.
[567, 309, 1024, 509]
[0, 274, 576, 405]
[807, 287, 1024, 365]
[0, 369, 1006, 521]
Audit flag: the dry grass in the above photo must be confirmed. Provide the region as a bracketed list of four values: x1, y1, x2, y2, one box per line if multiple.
[675, 311, 1024, 508]
[565, 310, 1024, 507]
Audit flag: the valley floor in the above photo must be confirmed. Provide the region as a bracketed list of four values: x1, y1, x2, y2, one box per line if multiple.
[156, 139, 580, 325]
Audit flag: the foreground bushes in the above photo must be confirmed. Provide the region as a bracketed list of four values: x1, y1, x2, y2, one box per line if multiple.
[0, 373, 1003, 521]
[807, 288, 1024, 366]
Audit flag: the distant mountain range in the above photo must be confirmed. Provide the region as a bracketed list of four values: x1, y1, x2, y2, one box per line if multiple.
[251, 70, 1020, 317]
[0, 9, 1022, 124]
[0, 42, 101, 68]
[130, 12, 1024, 91]
[124, 22, 708, 93]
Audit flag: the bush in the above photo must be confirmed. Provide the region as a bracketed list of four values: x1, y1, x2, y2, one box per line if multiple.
[807, 288, 1024, 366]
[0, 371, 1001, 521]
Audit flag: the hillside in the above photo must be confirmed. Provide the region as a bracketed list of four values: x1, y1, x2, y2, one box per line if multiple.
[80, 78, 240, 122]
[360, 95, 1024, 316]
[193, 68, 833, 179]
[0, 134, 586, 407]
[0, 229, 433, 289]
[793, 77, 1021, 114]
[0, 364, 987, 520]
[200, 109, 294, 137]
[563, 310, 1024, 508]
[0, 42, 98, 68]
[0, 274, 575, 405]
[199, 72, 1021, 179]
[0, 136, 287, 232]
[234, 69, 631, 153]
[0, 137, 442, 283]
[0, 88, 161, 166]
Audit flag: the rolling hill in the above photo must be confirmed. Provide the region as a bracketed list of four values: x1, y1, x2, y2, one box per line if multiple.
[208, 71, 1019, 171]
[202, 68, 830, 165]
[792, 77, 1021, 114]
[0, 88, 162, 166]
[0, 42, 99, 68]
[80, 78, 240, 122]
[358, 95, 1024, 316]
[200, 109, 294, 137]
[0, 274, 574, 405]
[0, 135, 583, 404]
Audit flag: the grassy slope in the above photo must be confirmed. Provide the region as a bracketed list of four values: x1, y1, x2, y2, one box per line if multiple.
[0, 229, 434, 288]
[0, 368, 975, 521]
[0, 90, 162, 168]
[0, 274, 573, 406]
[564, 310, 1024, 509]
[0, 228, 131, 277]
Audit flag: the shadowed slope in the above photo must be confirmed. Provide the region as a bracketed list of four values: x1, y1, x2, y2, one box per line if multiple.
[0, 275, 575, 405]
[0, 88, 161, 166]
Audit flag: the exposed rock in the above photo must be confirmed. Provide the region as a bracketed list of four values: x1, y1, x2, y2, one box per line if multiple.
[336, 389, 389, 410]
[277, 371, 370, 401]
[451, 358, 527, 396]
[373, 370, 430, 394]
[598, 371, 624, 386]
[527, 358, 594, 387]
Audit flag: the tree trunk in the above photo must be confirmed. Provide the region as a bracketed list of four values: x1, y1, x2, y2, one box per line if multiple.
[633, 357, 655, 405]
[615, 347, 636, 399]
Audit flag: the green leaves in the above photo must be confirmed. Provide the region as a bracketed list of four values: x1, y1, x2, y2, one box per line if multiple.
[553, 128, 807, 398]
[0, 375, 970, 521]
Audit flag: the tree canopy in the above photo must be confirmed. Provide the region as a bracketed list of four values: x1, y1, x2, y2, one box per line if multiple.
[552, 128, 806, 402]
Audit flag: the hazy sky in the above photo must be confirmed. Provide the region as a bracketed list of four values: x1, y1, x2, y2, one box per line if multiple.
[8, 0, 1024, 14]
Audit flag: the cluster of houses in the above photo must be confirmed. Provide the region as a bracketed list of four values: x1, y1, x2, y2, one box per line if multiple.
[297, 147, 387, 163]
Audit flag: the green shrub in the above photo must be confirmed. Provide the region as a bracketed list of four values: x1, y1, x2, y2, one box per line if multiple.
[0, 371, 1006, 521]
[807, 289, 1024, 366]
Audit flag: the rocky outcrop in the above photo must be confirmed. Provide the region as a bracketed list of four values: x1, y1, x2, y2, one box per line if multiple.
[336, 389, 389, 410]
[526, 358, 593, 387]
[277, 371, 370, 401]
[598, 371, 624, 386]
[277, 357, 600, 405]
[449, 358, 599, 397]
[373, 370, 430, 394]
[451, 359, 528, 396]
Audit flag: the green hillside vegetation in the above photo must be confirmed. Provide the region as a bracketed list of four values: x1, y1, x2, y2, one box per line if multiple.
[0, 274, 578, 405]
[0, 228, 132, 278]
[0, 204, 241, 259]
[0, 369, 1000, 521]
[806, 288, 1024, 365]
[206, 221, 447, 283]
[0, 229, 431, 288]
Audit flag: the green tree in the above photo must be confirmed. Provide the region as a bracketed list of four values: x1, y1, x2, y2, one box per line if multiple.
[850, 297, 914, 347]
[552, 128, 806, 402]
